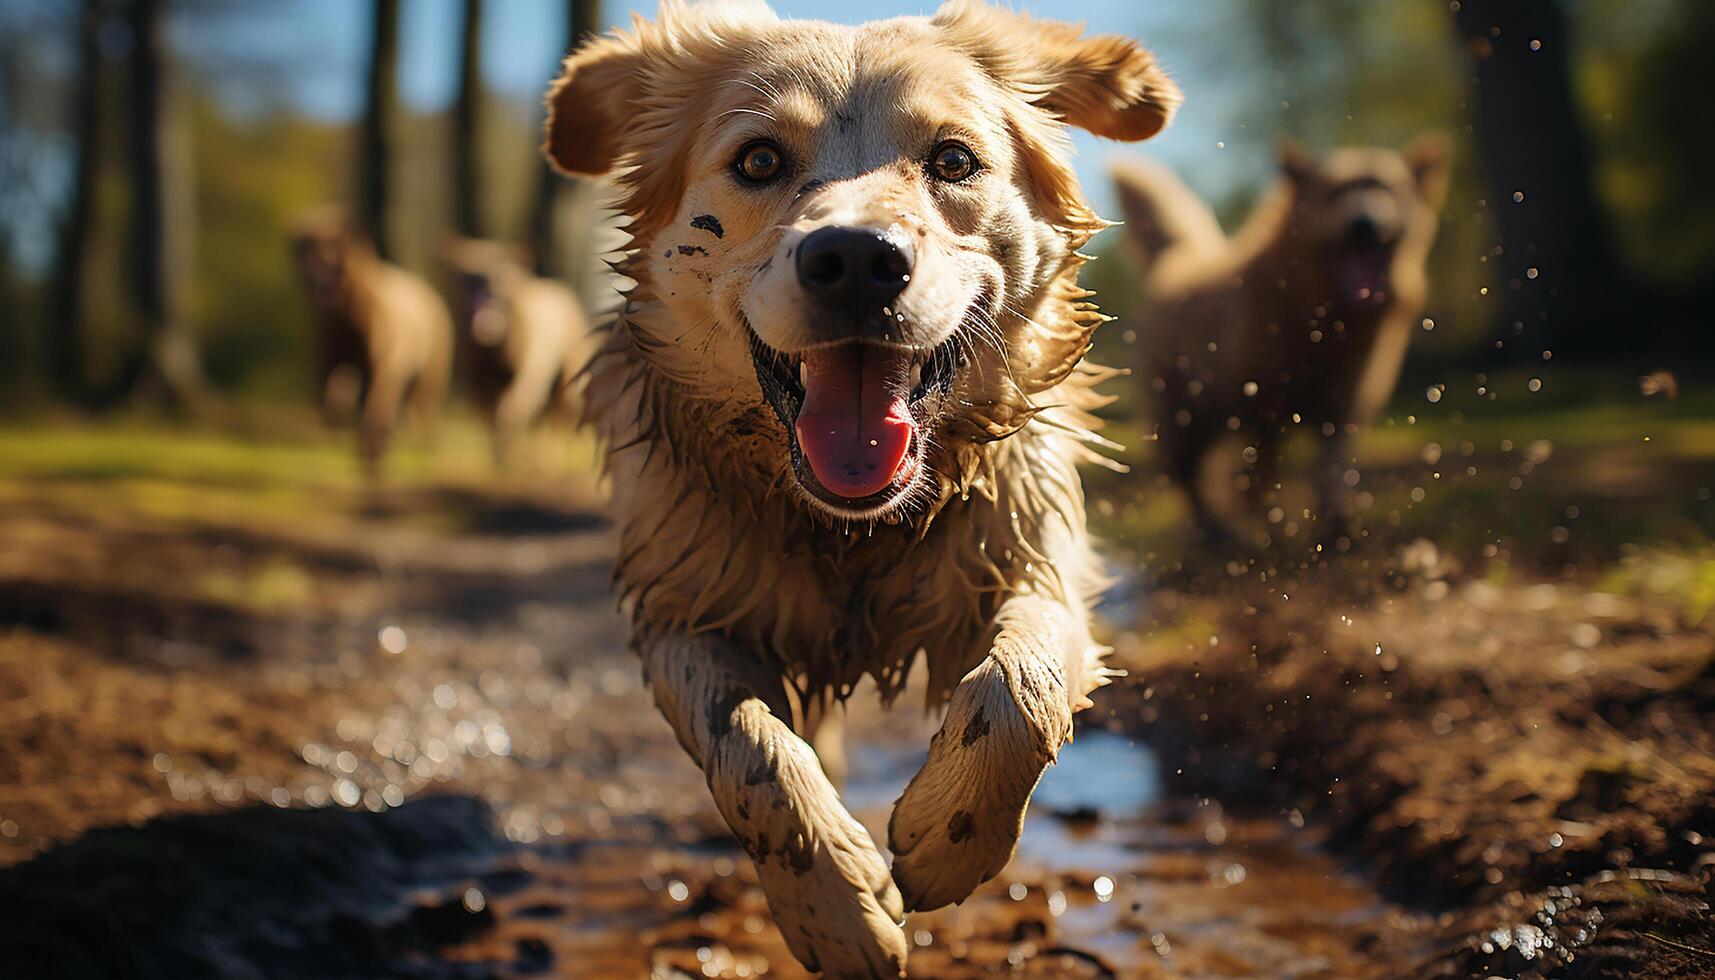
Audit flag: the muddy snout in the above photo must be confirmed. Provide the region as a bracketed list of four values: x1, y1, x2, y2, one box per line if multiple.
[793, 225, 916, 343]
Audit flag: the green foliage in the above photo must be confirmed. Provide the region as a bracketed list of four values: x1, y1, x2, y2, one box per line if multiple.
[180, 93, 544, 400]
[183, 98, 344, 397]
[1578, 0, 1715, 290]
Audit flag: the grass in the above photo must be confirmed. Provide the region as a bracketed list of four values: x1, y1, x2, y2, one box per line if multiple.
[1090, 369, 1715, 572]
[2, 371, 1710, 578]
[0, 408, 604, 536]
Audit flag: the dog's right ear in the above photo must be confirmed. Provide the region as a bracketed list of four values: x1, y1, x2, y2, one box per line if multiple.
[544, 2, 778, 177]
[1404, 131, 1453, 207]
[543, 29, 650, 176]
[1279, 140, 1316, 185]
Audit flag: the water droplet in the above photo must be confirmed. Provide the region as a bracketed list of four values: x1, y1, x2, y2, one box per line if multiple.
[378, 625, 407, 655]
[462, 887, 486, 913]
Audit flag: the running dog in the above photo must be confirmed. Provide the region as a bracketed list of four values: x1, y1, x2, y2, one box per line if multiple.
[1113, 137, 1448, 545]
[290, 211, 452, 473]
[543, 1, 1178, 973]
[443, 238, 591, 467]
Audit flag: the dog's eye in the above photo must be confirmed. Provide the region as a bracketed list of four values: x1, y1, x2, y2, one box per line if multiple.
[734, 141, 785, 183]
[928, 141, 979, 182]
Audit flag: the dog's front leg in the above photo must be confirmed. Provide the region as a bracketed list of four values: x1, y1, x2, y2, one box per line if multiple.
[640, 633, 907, 978]
[888, 593, 1089, 911]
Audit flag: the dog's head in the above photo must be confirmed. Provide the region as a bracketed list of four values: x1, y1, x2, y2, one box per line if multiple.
[442, 238, 528, 348]
[545, 0, 1177, 519]
[1280, 135, 1449, 311]
[289, 209, 361, 313]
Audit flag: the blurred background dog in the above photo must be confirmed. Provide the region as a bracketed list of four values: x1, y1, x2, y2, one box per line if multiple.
[1114, 137, 1448, 547]
[289, 209, 452, 473]
[443, 237, 590, 469]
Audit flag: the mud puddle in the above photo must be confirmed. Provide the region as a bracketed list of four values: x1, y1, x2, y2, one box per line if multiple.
[441, 711, 1418, 978]
[0, 482, 1422, 978]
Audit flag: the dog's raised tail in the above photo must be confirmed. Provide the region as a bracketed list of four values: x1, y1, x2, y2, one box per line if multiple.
[1109, 158, 1224, 272]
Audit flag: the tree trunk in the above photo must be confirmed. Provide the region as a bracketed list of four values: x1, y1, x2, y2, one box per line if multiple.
[360, 0, 400, 259]
[46, 0, 103, 403]
[1453, 0, 1622, 358]
[127, 0, 204, 409]
[531, 0, 601, 280]
[452, 0, 485, 238]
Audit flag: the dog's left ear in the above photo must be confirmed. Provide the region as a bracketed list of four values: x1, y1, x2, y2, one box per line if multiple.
[542, 28, 651, 176]
[935, 2, 1180, 141]
[1405, 131, 1452, 207]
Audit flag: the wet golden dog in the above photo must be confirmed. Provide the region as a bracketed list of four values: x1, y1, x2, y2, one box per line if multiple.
[543, 1, 1177, 973]
[290, 211, 452, 473]
[1113, 138, 1447, 545]
[443, 238, 591, 467]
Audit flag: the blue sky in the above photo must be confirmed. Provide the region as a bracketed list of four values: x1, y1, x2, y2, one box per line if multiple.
[241, 0, 1267, 220]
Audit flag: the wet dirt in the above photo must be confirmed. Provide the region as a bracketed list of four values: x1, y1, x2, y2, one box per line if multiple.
[0, 473, 1420, 978]
[1108, 557, 1715, 978]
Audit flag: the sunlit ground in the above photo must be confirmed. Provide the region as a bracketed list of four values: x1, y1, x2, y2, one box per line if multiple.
[1, 380, 1713, 976]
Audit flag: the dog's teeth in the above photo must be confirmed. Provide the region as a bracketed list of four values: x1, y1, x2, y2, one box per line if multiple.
[908, 362, 923, 390]
[798, 362, 808, 388]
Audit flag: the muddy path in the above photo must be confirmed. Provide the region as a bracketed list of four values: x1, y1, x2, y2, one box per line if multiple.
[0, 465, 1428, 978]
[1105, 560, 1715, 979]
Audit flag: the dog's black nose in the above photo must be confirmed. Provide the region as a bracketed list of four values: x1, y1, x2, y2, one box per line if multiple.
[795, 226, 914, 310]
[1346, 213, 1384, 246]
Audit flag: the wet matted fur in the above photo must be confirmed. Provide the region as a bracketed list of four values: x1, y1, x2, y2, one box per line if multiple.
[1113, 138, 1448, 546]
[542, 1, 1177, 974]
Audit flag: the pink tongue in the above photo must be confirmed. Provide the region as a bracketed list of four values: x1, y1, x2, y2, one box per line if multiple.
[1335, 252, 1389, 305]
[794, 344, 915, 499]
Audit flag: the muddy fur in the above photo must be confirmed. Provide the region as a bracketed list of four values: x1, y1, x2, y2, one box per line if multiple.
[289, 210, 452, 473]
[542, 1, 1177, 973]
[1113, 138, 1448, 544]
[443, 238, 592, 467]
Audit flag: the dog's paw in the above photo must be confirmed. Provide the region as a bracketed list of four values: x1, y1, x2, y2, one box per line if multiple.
[751, 810, 907, 978]
[887, 657, 1065, 912]
[711, 708, 907, 977]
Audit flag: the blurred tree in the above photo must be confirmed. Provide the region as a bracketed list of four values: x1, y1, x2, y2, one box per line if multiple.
[360, 0, 399, 259]
[531, 0, 600, 282]
[45, 0, 103, 403]
[1579, 0, 1715, 356]
[452, 0, 484, 238]
[1452, 0, 1623, 359]
[127, 0, 207, 409]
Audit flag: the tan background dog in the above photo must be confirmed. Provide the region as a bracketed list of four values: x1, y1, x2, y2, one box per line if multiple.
[544, 0, 1177, 973]
[443, 238, 591, 468]
[289, 210, 453, 473]
[1114, 137, 1448, 546]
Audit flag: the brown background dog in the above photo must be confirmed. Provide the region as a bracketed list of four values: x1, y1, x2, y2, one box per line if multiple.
[443, 237, 591, 468]
[1114, 137, 1449, 546]
[543, 0, 1178, 973]
[289, 210, 453, 473]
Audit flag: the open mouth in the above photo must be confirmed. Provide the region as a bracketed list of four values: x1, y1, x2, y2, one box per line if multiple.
[1331, 245, 1394, 309]
[750, 330, 964, 513]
